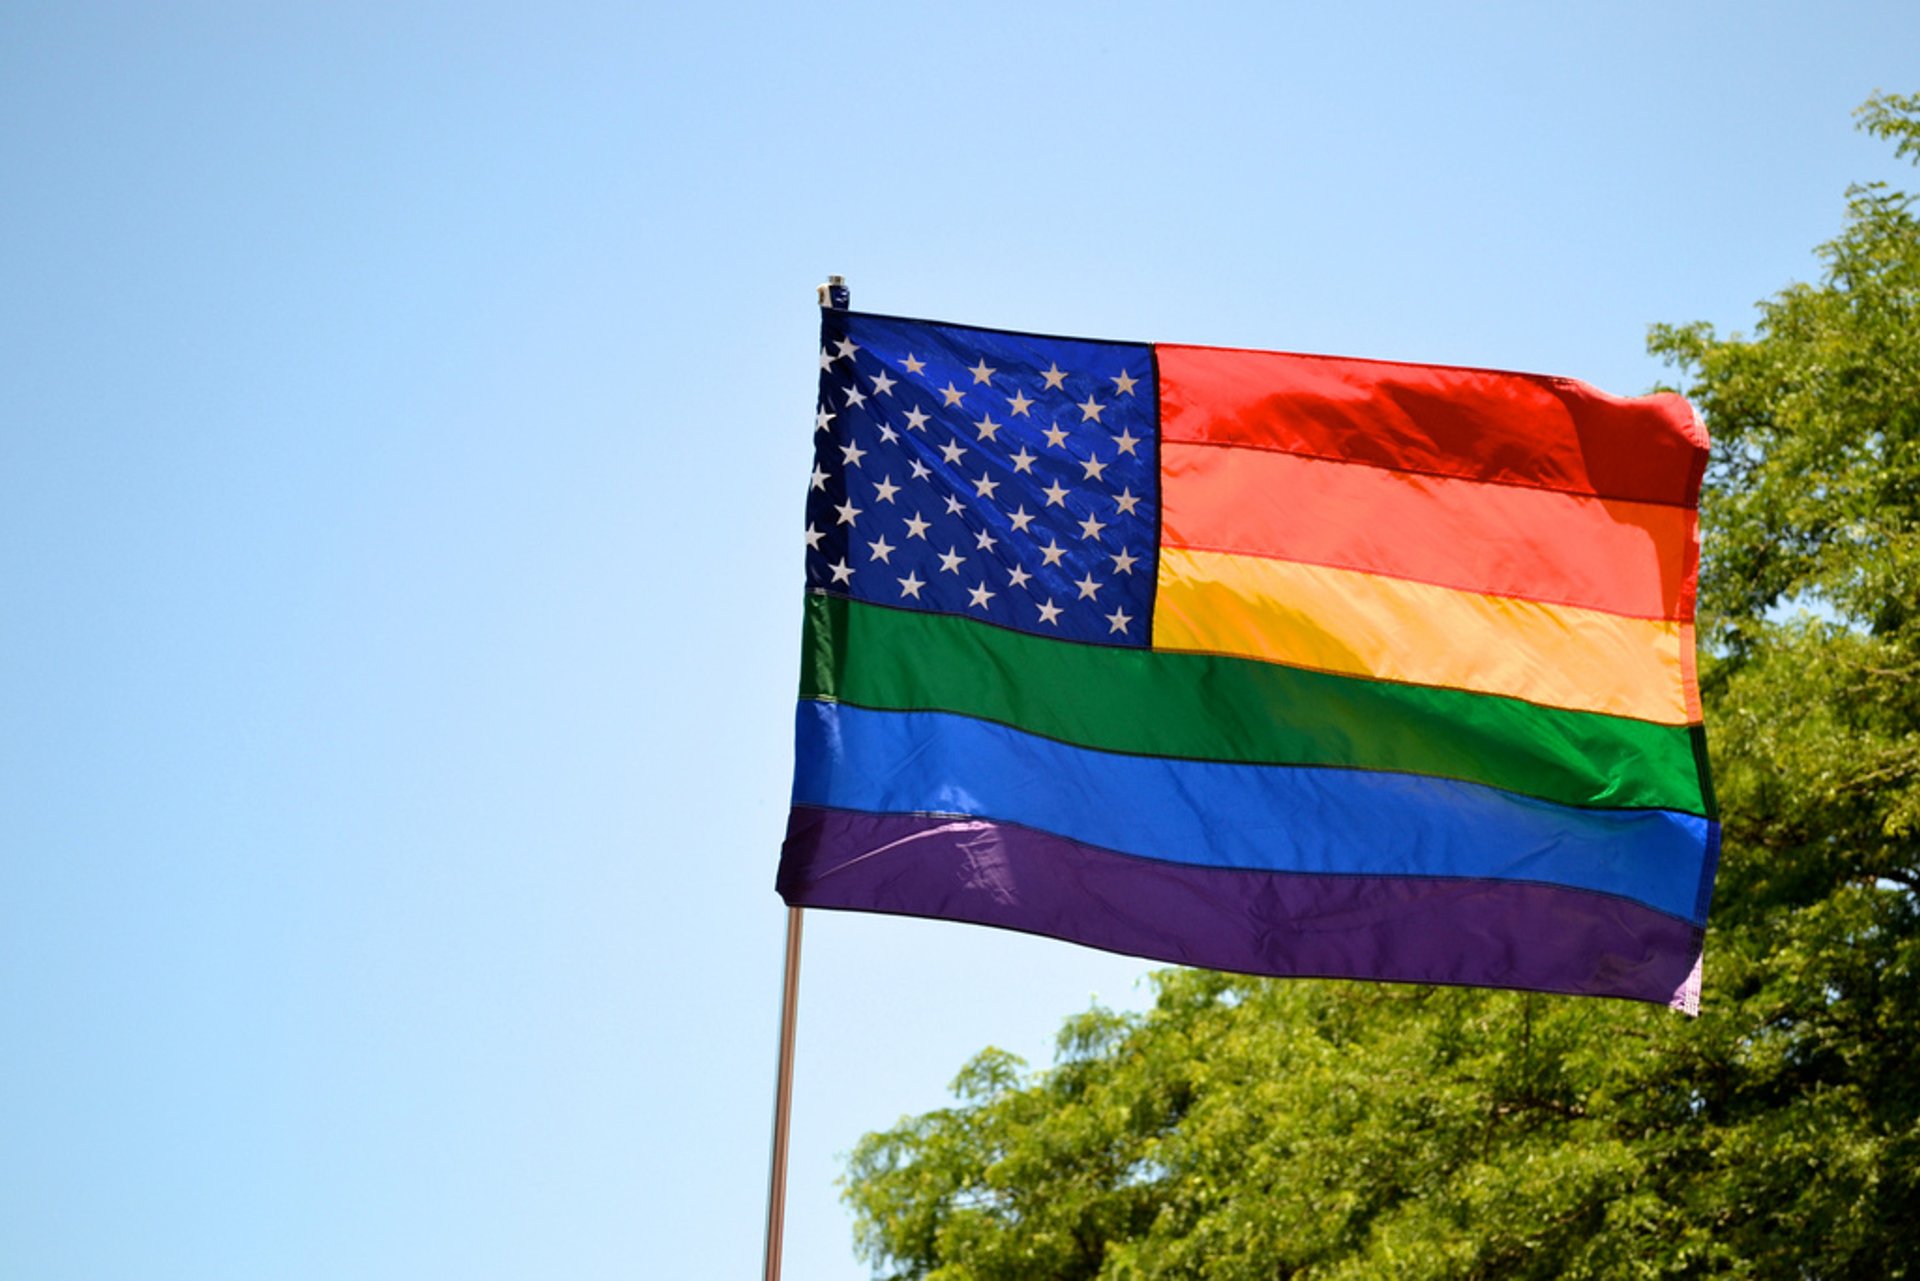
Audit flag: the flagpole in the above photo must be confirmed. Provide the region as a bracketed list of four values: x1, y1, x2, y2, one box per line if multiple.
[762, 274, 846, 1281]
[761, 904, 805, 1281]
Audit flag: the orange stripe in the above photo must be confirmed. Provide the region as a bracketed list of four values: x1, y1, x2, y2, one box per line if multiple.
[1154, 546, 1693, 725]
[1161, 442, 1698, 620]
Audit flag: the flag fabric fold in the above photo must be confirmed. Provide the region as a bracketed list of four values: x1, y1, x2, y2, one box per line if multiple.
[780, 309, 1718, 1011]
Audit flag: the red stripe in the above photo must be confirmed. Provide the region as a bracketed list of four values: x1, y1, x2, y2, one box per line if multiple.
[1161, 442, 1699, 619]
[1157, 343, 1707, 507]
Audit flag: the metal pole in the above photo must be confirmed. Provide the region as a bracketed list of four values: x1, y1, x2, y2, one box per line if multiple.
[762, 274, 842, 1281]
[761, 905, 805, 1281]
[816, 273, 849, 310]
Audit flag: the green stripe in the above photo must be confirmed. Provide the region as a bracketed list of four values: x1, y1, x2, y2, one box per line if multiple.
[801, 593, 1713, 818]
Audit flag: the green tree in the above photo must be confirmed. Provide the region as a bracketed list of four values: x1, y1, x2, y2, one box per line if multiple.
[842, 94, 1920, 1280]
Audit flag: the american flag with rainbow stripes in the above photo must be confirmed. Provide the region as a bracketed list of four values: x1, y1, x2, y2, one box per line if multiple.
[784, 307, 1719, 1012]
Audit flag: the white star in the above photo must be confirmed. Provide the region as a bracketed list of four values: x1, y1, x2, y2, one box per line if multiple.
[844, 384, 867, 409]
[1008, 445, 1037, 473]
[835, 498, 862, 526]
[898, 571, 925, 599]
[1042, 423, 1070, 448]
[1038, 539, 1067, 567]
[1112, 428, 1141, 456]
[1110, 547, 1138, 575]
[815, 407, 835, 432]
[840, 440, 867, 467]
[903, 512, 931, 539]
[1042, 479, 1070, 507]
[1081, 456, 1108, 482]
[1036, 598, 1063, 625]
[833, 337, 858, 361]
[1074, 573, 1103, 600]
[804, 523, 824, 550]
[1007, 390, 1034, 417]
[968, 358, 996, 385]
[940, 438, 968, 465]
[902, 353, 926, 375]
[968, 581, 996, 609]
[943, 494, 965, 516]
[829, 558, 854, 583]
[903, 406, 930, 431]
[873, 476, 901, 503]
[1040, 363, 1069, 390]
[1114, 488, 1141, 515]
[870, 370, 897, 396]
[1008, 565, 1033, 589]
[874, 424, 896, 446]
[972, 473, 1001, 500]
[1111, 369, 1138, 396]
[974, 527, 997, 552]
[867, 535, 897, 563]
[819, 348, 833, 371]
[1078, 513, 1107, 540]
[909, 458, 932, 480]
[809, 464, 830, 491]
[940, 382, 966, 407]
[938, 546, 966, 574]
[1077, 395, 1105, 422]
[1008, 505, 1036, 533]
[1106, 607, 1133, 634]
[973, 413, 1002, 441]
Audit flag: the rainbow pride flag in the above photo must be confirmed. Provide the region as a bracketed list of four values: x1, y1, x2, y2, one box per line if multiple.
[780, 310, 1718, 1011]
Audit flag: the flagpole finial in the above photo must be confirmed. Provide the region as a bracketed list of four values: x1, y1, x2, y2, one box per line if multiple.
[817, 275, 849, 310]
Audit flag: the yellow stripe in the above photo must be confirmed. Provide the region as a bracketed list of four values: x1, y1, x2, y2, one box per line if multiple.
[1153, 546, 1691, 724]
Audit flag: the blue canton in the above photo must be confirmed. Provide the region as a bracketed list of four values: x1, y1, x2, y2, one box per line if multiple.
[805, 312, 1157, 648]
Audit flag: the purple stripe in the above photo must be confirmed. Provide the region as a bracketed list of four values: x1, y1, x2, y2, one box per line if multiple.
[779, 806, 1704, 1012]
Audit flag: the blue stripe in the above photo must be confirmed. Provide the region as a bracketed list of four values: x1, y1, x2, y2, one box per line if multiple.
[791, 701, 1715, 924]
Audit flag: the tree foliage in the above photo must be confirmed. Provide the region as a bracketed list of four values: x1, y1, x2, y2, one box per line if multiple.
[842, 95, 1920, 1279]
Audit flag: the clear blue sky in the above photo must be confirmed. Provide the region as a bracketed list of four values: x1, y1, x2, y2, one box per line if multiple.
[2, 3, 1914, 1277]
